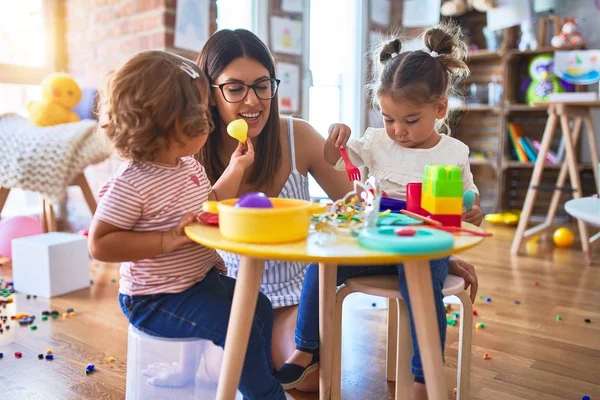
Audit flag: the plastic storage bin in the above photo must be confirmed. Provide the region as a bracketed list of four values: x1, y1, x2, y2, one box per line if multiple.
[126, 325, 242, 400]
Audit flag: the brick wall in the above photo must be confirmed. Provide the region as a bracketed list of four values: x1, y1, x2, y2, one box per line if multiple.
[65, 0, 217, 87]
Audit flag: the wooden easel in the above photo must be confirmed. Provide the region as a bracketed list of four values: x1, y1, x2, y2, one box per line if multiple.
[510, 102, 600, 265]
[0, 172, 97, 233]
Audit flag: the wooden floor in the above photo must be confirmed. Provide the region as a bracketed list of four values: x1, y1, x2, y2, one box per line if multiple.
[1, 224, 599, 400]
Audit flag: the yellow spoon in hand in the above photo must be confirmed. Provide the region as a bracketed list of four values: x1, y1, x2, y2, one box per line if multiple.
[227, 119, 248, 143]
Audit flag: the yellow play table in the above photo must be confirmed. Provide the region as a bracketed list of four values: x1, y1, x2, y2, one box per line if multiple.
[185, 222, 484, 400]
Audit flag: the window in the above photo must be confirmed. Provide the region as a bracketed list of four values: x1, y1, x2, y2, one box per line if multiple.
[0, 1, 63, 218]
[308, 0, 364, 199]
[216, 0, 254, 31]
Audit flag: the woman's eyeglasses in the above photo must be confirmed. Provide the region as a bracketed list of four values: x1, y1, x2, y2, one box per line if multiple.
[211, 78, 281, 103]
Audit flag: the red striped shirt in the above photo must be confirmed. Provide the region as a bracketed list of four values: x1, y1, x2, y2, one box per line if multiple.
[95, 157, 224, 296]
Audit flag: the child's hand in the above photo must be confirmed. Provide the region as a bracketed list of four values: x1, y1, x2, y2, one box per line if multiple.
[462, 205, 483, 226]
[230, 139, 255, 170]
[449, 257, 478, 304]
[162, 212, 196, 253]
[328, 123, 352, 149]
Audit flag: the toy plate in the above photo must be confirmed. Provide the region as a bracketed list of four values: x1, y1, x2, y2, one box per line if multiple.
[358, 227, 454, 255]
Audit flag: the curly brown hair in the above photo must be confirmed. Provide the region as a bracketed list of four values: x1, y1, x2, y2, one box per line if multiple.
[99, 51, 213, 162]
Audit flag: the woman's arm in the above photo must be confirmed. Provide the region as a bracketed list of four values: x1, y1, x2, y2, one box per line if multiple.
[292, 119, 353, 201]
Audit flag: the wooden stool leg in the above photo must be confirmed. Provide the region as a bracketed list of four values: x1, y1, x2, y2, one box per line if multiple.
[456, 291, 473, 400]
[41, 198, 49, 233]
[546, 118, 583, 225]
[73, 173, 97, 215]
[0, 187, 10, 217]
[560, 114, 591, 264]
[511, 110, 558, 255]
[332, 285, 352, 398]
[386, 298, 398, 382]
[395, 299, 414, 400]
[584, 116, 600, 194]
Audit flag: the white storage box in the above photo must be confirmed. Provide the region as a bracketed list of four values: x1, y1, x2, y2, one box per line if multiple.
[126, 325, 242, 400]
[11, 232, 90, 298]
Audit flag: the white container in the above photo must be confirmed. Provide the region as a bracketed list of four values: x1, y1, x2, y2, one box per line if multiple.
[126, 325, 242, 400]
[11, 232, 90, 298]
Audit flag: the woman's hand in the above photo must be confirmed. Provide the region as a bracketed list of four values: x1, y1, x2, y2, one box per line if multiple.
[449, 257, 478, 304]
[328, 123, 352, 149]
[462, 204, 483, 226]
[162, 212, 196, 253]
[230, 139, 255, 170]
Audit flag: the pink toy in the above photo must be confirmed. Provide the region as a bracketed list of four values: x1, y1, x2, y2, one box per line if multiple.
[551, 17, 586, 49]
[0, 216, 43, 258]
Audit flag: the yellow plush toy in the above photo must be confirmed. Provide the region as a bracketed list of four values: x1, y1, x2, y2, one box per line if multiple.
[27, 73, 82, 127]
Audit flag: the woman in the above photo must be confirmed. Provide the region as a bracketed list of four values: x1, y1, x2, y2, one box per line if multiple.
[196, 29, 479, 392]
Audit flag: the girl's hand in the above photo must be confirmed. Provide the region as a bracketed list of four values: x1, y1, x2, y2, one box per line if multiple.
[230, 139, 255, 170]
[162, 213, 196, 253]
[328, 123, 352, 149]
[462, 204, 483, 226]
[449, 257, 479, 304]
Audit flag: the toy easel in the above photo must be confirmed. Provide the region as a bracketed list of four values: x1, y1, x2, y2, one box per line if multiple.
[510, 101, 600, 265]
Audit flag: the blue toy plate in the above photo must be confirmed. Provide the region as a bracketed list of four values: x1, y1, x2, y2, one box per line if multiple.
[358, 227, 454, 255]
[379, 197, 407, 213]
[378, 214, 422, 226]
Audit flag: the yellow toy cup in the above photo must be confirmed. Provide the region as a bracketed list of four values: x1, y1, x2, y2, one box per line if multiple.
[203, 198, 325, 244]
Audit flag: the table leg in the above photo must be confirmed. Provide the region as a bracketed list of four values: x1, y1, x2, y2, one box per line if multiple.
[403, 259, 448, 400]
[216, 256, 264, 400]
[319, 263, 338, 400]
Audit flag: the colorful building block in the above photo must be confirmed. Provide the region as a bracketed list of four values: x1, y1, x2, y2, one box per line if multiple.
[421, 164, 463, 227]
[422, 165, 463, 198]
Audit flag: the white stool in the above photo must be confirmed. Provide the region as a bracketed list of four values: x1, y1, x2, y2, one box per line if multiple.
[333, 274, 473, 399]
[126, 325, 242, 400]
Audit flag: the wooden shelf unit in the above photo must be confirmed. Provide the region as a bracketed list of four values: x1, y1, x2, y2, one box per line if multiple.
[443, 13, 593, 216]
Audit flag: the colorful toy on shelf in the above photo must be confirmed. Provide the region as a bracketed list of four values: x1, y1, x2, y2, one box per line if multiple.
[421, 164, 463, 227]
[227, 119, 248, 143]
[523, 54, 567, 104]
[234, 192, 273, 208]
[551, 17, 586, 49]
[27, 73, 82, 127]
[519, 19, 538, 52]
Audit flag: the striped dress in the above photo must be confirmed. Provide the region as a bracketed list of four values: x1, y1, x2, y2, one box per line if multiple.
[221, 117, 310, 308]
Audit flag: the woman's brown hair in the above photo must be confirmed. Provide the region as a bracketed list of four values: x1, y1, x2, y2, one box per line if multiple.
[196, 29, 281, 189]
[368, 23, 470, 132]
[99, 51, 213, 162]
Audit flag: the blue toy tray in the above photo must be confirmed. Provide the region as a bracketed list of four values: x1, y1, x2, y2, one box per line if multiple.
[358, 227, 454, 255]
[378, 213, 422, 226]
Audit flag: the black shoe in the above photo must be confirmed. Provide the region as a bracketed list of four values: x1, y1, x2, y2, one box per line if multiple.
[275, 353, 319, 390]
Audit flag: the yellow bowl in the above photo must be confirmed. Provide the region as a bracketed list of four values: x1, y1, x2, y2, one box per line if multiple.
[203, 198, 325, 244]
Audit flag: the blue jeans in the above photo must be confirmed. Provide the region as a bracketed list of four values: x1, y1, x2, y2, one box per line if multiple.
[294, 259, 450, 379]
[119, 268, 285, 400]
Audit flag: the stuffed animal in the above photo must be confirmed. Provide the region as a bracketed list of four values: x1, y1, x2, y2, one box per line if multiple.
[441, 0, 496, 17]
[551, 17, 586, 49]
[519, 19, 538, 51]
[27, 73, 82, 127]
[523, 54, 566, 104]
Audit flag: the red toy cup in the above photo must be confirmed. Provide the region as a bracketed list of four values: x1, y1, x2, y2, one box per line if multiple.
[406, 182, 427, 216]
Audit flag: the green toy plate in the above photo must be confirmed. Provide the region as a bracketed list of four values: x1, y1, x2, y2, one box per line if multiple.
[378, 214, 423, 226]
[358, 227, 455, 255]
